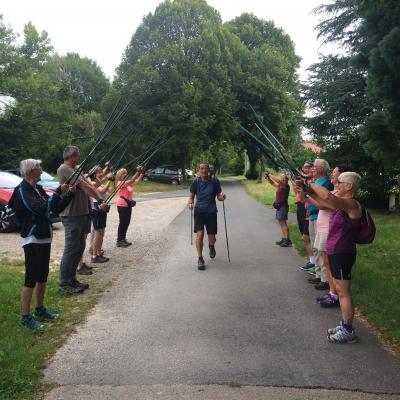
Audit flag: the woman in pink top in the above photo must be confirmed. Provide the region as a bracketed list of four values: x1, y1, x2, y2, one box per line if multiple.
[115, 166, 143, 247]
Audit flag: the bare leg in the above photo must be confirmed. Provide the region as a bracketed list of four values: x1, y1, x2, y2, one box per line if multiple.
[334, 279, 354, 325]
[302, 234, 313, 257]
[196, 229, 204, 257]
[92, 230, 101, 258]
[208, 234, 216, 246]
[35, 282, 46, 308]
[98, 228, 105, 256]
[77, 233, 88, 270]
[21, 286, 34, 315]
[323, 252, 336, 293]
[278, 220, 289, 239]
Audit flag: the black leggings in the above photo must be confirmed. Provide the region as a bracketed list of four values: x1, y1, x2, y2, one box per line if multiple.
[117, 206, 132, 242]
[23, 243, 51, 288]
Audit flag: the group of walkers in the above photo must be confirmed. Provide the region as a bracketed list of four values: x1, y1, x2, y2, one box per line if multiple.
[268, 158, 364, 344]
[10, 145, 143, 331]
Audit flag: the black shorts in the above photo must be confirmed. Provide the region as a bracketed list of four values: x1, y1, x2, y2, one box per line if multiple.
[296, 203, 308, 235]
[92, 210, 107, 230]
[194, 211, 217, 235]
[23, 243, 51, 288]
[328, 253, 356, 280]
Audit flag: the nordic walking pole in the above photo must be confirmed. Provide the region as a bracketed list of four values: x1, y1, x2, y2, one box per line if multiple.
[222, 199, 230, 262]
[190, 207, 193, 245]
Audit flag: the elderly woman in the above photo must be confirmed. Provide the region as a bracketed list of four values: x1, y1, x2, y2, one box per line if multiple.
[9, 159, 74, 331]
[297, 171, 362, 344]
[115, 165, 143, 247]
[265, 172, 291, 247]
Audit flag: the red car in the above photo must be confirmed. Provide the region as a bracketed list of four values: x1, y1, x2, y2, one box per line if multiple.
[0, 171, 59, 233]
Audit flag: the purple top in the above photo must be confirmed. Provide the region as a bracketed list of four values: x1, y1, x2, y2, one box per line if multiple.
[275, 184, 289, 205]
[326, 209, 361, 255]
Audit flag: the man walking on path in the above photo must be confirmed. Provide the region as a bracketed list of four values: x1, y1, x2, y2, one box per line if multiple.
[57, 145, 103, 294]
[188, 162, 226, 271]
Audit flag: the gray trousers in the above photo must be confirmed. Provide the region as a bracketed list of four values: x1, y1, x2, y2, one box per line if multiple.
[309, 219, 326, 282]
[59, 215, 90, 285]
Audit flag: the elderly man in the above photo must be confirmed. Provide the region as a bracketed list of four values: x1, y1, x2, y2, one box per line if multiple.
[307, 159, 333, 290]
[188, 162, 226, 271]
[57, 145, 103, 294]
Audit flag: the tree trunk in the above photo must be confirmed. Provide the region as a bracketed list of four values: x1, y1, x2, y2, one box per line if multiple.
[245, 143, 258, 179]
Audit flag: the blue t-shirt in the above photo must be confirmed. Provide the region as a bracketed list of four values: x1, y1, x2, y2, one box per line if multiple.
[190, 177, 222, 213]
[307, 176, 333, 221]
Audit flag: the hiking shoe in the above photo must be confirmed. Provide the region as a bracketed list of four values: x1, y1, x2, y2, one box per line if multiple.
[320, 295, 340, 308]
[307, 277, 321, 284]
[91, 255, 109, 263]
[279, 239, 292, 247]
[78, 265, 93, 275]
[327, 321, 343, 335]
[19, 315, 44, 331]
[59, 284, 84, 294]
[117, 241, 129, 248]
[307, 268, 316, 276]
[300, 262, 315, 271]
[209, 244, 216, 259]
[72, 279, 89, 290]
[328, 326, 358, 344]
[314, 281, 330, 290]
[275, 238, 285, 245]
[34, 307, 59, 320]
[197, 257, 206, 271]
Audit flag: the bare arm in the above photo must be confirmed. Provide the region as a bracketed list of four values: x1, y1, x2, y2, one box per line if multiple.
[265, 173, 279, 189]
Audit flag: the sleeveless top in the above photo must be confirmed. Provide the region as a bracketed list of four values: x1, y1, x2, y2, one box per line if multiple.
[275, 184, 289, 205]
[326, 209, 361, 255]
[117, 184, 133, 207]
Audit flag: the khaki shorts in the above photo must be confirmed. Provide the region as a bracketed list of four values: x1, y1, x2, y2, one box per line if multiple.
[314, 231, 328, 252]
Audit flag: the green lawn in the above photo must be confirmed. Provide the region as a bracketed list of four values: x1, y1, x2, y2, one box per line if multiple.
[242, 178, 400, 352]
[0, 258, 103, 400]
[135, 179, 192, 193]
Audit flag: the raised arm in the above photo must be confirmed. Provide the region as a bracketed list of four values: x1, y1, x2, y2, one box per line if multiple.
[265, 172, 280, 189]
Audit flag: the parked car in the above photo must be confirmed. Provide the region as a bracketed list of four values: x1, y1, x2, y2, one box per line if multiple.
[143, 165, 183, 185]
[5, 168, 60, 191]
[0, 171, 60, 233]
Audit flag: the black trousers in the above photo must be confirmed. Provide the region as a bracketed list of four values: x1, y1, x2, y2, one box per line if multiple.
[117, 206, 132, 242]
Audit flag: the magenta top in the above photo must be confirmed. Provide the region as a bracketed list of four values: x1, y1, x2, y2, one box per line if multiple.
[326, 209, 361, 255]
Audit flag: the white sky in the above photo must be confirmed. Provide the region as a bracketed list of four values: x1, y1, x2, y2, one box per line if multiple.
[1, 0, 333, 82]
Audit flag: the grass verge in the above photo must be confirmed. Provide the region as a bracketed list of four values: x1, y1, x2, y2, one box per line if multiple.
[0, 258, 104, 400]
[242, 178, 400, 352]
[135, 179, 191, 194]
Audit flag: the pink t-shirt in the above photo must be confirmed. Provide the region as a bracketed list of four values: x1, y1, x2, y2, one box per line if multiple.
[116, 184, 133, 207]
[317, 208, 332, 233]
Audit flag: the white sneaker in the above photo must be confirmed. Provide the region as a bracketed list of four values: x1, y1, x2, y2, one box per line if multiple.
[328, 326, 358, 344]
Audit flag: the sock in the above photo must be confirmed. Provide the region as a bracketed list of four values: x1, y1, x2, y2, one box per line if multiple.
[343, 322, 353, 333]
[310, 256, 316, 264]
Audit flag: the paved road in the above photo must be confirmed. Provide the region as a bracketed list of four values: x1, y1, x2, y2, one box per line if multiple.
[45, 181, 400, 398]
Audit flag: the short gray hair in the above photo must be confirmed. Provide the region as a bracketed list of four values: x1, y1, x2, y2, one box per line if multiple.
[314, 158, 330, 174]
[63, 145, 80, 160]
[339, 172, 361, 193]
[20, 159, 42, 178]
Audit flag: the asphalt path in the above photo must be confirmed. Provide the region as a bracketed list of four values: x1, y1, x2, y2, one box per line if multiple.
[45, 180, 400, 396]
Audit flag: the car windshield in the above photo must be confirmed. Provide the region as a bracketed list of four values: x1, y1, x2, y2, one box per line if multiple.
[40, 171, 55, 180]
[0, 171, 23, 188]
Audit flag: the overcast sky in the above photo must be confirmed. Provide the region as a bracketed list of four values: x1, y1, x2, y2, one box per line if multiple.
[1, 0, 333, 82]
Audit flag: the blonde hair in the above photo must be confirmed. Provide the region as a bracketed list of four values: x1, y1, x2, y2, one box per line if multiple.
[116, 168, 127, 181]
[339, 172, 361, 193]
[20, 159, 42, 178]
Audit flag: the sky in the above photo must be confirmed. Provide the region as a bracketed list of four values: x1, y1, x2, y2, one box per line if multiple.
[1, 0, 333, 82]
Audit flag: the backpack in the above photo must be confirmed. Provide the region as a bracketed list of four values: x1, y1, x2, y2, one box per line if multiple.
[356, 204, 376, 244]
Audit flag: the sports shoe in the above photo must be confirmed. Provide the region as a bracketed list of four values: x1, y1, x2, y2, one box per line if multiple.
[197, 256, 206, 271]
[91, 255, 109, 263]
[117, 241, 129, 248]
[320, 295, 340, 308]
[307, 268, 316, 276]
[209, 244, 216, 259]
[300, 262, 315, 271]
[316, 293, 330, 303]
[280, 239, 292, 247]
[34, 307, 59, 320]
[327, 326, 358, 344]
[59, 284, 84, 294]
[19, 315, 44, 331]
[327, 321, 343, 335]
[307, 277, 321, 284]
[78, 265, 93, 275]
[122, 239, 132, 246]
[275, 238, 285, 245]
[72, 279, 89, 290]
[314, 281, 330, 290]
